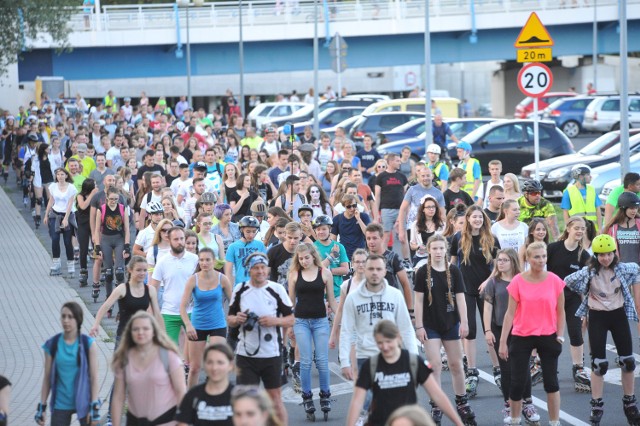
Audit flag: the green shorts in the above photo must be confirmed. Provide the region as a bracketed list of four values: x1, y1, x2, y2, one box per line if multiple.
[162, 314, 189, 345]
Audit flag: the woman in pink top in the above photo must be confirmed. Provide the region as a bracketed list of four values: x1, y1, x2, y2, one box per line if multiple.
[111, 311, 186, 426]
[498, 242, 565, 426]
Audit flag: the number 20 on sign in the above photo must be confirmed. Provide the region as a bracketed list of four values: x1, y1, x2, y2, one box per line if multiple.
[517, 62, 553, 98]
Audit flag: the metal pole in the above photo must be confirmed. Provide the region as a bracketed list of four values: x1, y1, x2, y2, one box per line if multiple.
[313, 0, 319, 138]
[534, 99, 540, 178]
[592, 0, 597, 90]
[239, 0, 245, 117]
[424, 0, 432, 149]
[620, 0, 629, 176]
[186, 2, 192, 107]
[336, 37, 342, 100]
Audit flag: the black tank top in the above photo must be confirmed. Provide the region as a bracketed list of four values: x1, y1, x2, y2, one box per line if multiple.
[294, 268, 326, 319]
[116, 283, 150, 336]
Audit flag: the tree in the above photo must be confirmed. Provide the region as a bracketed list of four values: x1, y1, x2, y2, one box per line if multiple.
[0, 0, 78, 76]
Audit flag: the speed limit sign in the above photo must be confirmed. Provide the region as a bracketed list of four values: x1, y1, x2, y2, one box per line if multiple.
[517, 62, 553, 98]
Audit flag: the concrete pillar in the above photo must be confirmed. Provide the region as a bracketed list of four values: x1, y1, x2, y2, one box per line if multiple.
[0, 63, 30, 113]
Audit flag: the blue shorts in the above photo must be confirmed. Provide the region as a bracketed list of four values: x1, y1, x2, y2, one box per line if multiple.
[426, 323, 460, 341]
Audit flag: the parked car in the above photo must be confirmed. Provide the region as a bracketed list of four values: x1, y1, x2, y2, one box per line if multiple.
[521, 130, 640, 198]
[349, 111, 425, 149]
[279, 107, 365, 136]
[541, 96, 595, 137]
[598, 178, 623, 208]
[583, 95, 640, 133]
[444, 119, 574, 175]
[514, 92, 576, 119]
[377, 118, 428, 145]
[266, 98, 377, 129]
[322, 115, 361, 140]
[592, 152, 640, 202]
[248, 102, 308, 129]
[363, 97, 461, 118]
[341, 94, 391, 102]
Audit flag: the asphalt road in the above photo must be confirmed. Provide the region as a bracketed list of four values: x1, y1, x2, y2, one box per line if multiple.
[5, 133, 639, 426]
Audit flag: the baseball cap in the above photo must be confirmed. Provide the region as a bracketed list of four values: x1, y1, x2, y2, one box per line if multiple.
[77, 143, 88, 152]
[194, 161, 207, 170]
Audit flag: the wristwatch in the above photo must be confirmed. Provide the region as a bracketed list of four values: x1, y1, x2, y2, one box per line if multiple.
[556, 336, 565, 343]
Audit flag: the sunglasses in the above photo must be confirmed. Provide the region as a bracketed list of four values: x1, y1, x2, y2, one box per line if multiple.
[161, 228, 171, 233]
[527, 191, 542, 196]
[107, 198, 119, 202]
[345, 204, 358, 209]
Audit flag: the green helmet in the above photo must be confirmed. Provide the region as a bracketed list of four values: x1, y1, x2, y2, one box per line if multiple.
[592, 234, 616, 254]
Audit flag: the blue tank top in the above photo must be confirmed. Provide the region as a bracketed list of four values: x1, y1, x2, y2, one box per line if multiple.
[191, 273, 226, 330]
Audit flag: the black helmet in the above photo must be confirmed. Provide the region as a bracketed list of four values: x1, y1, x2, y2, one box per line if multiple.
[238, 216, 260, 229]
[312, 215, 333, 228]
[522, 179, 543, 193]
[618, 192, 640, 209]
[298, 204, 314, 216]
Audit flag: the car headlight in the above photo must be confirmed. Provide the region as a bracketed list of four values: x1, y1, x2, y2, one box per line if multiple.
[548, 167, 570, 179]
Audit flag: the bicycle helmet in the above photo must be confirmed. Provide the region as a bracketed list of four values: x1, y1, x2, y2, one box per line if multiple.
[592, 234, 616, 254]
[147, 201, 164, 214]
[522, 179, 543, 193]
[570, 164, 592, 181]
[456, 141, 472, 152]
[426, 144, 442, 155]
[618, 192, 640, 209]
[298, 204, 314, 216]
[238, 216, 260, 229]
[251, 200, 267, 217]
[200, 192, 217, 204]
[312, 215, 333, 228]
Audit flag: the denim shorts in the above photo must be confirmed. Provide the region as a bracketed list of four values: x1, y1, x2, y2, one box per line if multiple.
[381, 208, 400, 232]
[426, 323, 460, 341]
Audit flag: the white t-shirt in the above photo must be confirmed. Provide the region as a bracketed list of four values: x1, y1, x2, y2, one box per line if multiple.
[134, 224, 156, 253]
[140, 191, 163, 212]
[177, 178, 216, 201]
[48, 183, 78, 213]
[491, 221, 529, 252]
[152, 251, 199, 315]
[106, 146, 123, 170]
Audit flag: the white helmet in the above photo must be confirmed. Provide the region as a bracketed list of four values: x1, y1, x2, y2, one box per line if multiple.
[426, 144, 442, 155]
[147, 201, 164, 214]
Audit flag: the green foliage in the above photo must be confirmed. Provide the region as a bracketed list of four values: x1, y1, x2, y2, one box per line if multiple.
[0, 0, 78, 76]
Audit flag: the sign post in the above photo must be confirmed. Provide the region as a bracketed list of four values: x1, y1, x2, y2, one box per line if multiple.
[329, 33, 348, 98]
[515, 12, 554, 179]
[517, 62, 553, 178]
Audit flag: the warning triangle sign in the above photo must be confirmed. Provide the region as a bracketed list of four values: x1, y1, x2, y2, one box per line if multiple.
[514, 12, 554, 48]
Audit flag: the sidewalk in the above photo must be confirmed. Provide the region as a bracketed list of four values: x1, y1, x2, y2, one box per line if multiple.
[0, 186, 114, 424]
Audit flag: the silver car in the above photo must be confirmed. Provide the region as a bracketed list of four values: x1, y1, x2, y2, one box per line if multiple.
[583, 95, 640, 133]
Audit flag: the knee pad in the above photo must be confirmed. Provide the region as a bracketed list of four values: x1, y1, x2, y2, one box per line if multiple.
[591, 358, 609, 376]
[115, 267, 125, 283]
[104, 268, 114, 283]
[618, 355, 636, 372]
[35, 197, 43, 206]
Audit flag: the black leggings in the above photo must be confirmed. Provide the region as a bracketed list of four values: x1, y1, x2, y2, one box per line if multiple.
[76, 221, 91, 270]
[588, 308, 633, 361]
[492, 324, 531, 402]
[564, 288, 584, 347]
[464, 293, 484, 340]
[509, 334, 562, 400]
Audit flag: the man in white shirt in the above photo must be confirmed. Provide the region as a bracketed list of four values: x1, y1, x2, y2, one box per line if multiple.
[138, 174, 164, 230]
[150, 227, 199, 344]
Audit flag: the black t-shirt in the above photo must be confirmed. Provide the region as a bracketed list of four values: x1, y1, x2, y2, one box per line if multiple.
[380, 249, 403, 289]
[484, 208, 499, 223]
[294, 268, 327, 319]
[356, 148, 381, 179]
[256, 183, 273, 204]
[443, 189, 474, 213]
[101, 204, 125, 236]
[547, 241, 591, 280]
[414, 264, 465, 333]
[165, 173, 179, 188]
[136, 164, 165, 181]
[175, 383, 233, 426]
[375, 171, 408, 209]
[449, 232, 500, 295]
[267, 243, 294, 290]
[356, 350, 432, 426]
[229, 190, 259, 222]
[181, 149, 193, 164]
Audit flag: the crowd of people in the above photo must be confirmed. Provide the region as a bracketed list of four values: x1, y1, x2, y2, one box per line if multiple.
[2, 93, 640, 426]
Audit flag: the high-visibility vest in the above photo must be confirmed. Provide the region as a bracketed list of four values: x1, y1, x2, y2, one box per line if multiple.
[462, 158, 481, 197]
[567, 184, 598, 225]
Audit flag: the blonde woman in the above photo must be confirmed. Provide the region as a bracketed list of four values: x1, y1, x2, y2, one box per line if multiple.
[503, 173, 522, 201]
[288, 243, 337, 420]
[146, 219, 173, 284]
[111, 311, 186, 426]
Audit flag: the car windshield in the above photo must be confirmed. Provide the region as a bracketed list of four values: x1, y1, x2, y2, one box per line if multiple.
[257, 105, 275, 117]
[389, 118, 425, 133]
[460, 122, 497, 143]
[578, 132, 620, 155]
[601, 134, 640, 157]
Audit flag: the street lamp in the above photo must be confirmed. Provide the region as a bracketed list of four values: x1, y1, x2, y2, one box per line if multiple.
[177, 0, 202, 107]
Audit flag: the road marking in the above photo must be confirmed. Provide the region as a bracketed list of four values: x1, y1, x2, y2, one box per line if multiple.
[283, 362, 355, 404]
[477, 369, 589, 426]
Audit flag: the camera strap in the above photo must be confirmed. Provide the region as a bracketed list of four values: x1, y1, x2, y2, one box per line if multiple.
[243, 324, 262, 357]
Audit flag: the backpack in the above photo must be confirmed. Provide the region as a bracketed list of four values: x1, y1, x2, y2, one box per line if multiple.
[259, 140, 280, 153]
[369, 351, 419, 389]
[100, 202, 125, 234]
[279, 194, 306, 211]
[50, 333, 91, 367]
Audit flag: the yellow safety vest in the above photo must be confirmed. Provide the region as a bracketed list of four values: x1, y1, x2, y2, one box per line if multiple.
[462, 158, 481, 197]
[567, 184, 598, 226]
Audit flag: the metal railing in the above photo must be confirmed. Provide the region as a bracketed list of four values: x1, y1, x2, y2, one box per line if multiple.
[68, 0, 627, 32]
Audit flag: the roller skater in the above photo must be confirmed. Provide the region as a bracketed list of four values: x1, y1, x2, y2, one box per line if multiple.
[572, 364, 591, 393]
[91, 281, 101, 303]
[319, 391, 331, 421]
[564, 234, 640, 426]
[49, 258, 61, 276]
[522, 399, 540, 425]
[623, 395, 640, 426]
[291, 361, 301, 393]
[302, 392, 316, 421]
[589, 398, 603, 426]
[430, 400, 443, 426]
[79, 268, 89, 287]
[66, 261, 75, 278]
[493, 366, 502, 391]
[465, 368, 479, 398]
[455, 394, 477, 426]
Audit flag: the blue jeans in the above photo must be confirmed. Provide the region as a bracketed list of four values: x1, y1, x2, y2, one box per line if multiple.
[293, 317, 331, 394]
